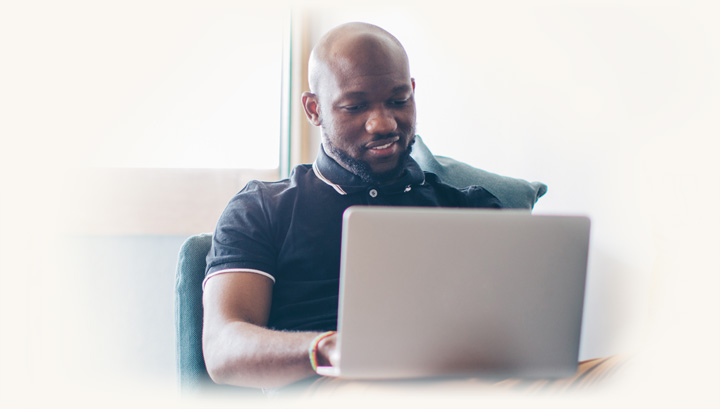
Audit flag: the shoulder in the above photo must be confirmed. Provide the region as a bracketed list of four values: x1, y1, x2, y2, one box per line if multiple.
[458, 185, 503, 208]
[423, 172, 502, 209]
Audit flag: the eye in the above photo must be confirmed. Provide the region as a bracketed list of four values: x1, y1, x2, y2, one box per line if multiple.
[390, 99, 409, 106]
[342, 104, 366, 112]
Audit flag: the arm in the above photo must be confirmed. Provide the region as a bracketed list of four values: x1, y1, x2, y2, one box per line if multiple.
[202, 272, 339, 389]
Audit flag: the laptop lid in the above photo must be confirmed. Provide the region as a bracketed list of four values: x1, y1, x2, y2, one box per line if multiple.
[319, 206, 590, 380]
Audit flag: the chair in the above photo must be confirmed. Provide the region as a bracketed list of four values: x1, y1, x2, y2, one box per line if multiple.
[174, 136, 547, 392]
[175, 233, 215, 393]
[410, 136, 547, 209]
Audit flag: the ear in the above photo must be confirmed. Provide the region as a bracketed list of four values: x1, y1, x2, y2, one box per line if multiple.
[411, 78, 416, 92]
[301, 92, 322, 126]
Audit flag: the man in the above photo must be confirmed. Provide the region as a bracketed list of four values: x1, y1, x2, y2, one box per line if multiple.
[201, 22, 503, 389]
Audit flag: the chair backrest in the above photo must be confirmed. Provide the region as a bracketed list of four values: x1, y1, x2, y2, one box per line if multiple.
[175, 233, 214, 392]
[410, 136, 547, 209]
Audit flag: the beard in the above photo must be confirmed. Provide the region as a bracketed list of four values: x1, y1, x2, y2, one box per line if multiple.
[324, 135, 416, 185]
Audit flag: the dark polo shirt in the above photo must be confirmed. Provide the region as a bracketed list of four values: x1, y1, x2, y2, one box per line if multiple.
[205, 146, 501, 331]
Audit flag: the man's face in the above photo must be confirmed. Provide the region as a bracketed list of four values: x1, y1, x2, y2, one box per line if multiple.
[309, 52, 417, 183]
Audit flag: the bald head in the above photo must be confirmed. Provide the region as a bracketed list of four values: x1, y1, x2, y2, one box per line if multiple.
[308, 22, 411, 96]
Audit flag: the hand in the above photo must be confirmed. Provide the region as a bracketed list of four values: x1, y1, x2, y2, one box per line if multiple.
[316, 333, 340, 368]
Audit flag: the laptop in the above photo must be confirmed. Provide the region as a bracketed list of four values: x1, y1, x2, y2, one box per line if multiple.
[316, 206, 591, 380]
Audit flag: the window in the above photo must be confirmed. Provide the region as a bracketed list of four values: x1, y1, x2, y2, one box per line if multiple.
[59, 6, 299, 234]
[85, 7, 286, 170]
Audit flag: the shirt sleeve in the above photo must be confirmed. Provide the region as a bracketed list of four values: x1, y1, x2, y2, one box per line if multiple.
[205, 181, 278, 280]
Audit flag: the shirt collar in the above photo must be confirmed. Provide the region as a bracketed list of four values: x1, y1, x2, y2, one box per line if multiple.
[312, 145, 425, 196]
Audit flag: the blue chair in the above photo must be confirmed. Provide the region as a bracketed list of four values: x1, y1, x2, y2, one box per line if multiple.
[174, 136, 547, 392]
[175, 233, 213, 393]
[410, 136, 547, 209]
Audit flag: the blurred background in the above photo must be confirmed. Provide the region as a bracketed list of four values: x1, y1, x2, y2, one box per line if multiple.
[1, 1, 718, 408]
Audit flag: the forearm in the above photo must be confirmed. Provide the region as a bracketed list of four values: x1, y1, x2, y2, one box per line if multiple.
[203, 321, 321, 389]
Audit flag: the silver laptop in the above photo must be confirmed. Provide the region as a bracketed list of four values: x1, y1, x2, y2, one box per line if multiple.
[317, 206, 590, 380]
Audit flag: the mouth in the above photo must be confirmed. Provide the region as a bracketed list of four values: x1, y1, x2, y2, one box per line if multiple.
[365, 136, 401, 151]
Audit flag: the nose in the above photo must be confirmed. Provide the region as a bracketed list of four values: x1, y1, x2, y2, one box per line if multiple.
[365, 107, 397, 135]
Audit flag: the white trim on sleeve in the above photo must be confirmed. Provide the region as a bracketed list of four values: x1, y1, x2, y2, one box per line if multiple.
[202, 268, 276, 290]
